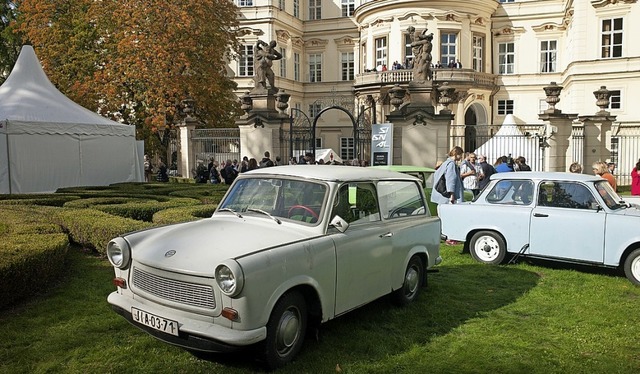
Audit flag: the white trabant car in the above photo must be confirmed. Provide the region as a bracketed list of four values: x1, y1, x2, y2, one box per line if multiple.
[107, 166, 442, 368]
[439, 172, 640, 284]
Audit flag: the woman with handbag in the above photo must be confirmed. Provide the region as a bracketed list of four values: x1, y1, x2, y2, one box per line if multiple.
[431, 146, 464, 206]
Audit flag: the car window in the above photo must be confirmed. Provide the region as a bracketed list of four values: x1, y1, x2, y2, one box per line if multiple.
[331, 183, 380, 224]
[219, 178, 327, 224]
[594, 180, 623, 210]
[377, 181, 427, 219]
[486, 179, 534, 205]
[538, 181, 597, 209]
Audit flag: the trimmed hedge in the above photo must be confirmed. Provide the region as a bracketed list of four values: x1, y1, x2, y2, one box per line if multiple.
[54, 208, 153, 254]
[0, 206, 70, 310]
[0, 182, 230, 308]
[152, 204, 218, 225]
[0, 233, 69, 310]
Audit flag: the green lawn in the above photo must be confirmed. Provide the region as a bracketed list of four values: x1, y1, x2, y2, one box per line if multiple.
[2, 243, 639, 373]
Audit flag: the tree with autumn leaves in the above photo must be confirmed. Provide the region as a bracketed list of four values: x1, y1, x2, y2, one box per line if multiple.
[15, 0, 242, 152]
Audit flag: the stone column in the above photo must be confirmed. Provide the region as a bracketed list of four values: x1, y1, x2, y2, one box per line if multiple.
[538, 82, 577, 172]
[385, 81, 454, 167]
[177, 116, 197, 178]
[236, 89, 289, 160]
[578, 86, 617, 171]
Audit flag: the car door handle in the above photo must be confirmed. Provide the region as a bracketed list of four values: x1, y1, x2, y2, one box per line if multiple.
[379, 232, 393, 238]
[533, 213, 548, 217]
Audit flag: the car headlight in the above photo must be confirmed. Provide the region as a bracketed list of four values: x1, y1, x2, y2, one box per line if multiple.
[107, 237, 131, 269]
[215, 261, 244, 297]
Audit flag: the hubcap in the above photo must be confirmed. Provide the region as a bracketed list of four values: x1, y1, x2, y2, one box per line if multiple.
[405, 266, 419, 297]
[632, 256, 640, 281]
[475, 236, 500, 262]
[276, 307, 300, 355]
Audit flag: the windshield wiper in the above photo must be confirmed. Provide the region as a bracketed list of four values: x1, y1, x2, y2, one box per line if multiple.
[218, 208, 243, 218]
[247, 208, 282, 224]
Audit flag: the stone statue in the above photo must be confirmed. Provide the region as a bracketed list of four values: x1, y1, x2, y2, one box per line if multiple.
[407, 25, 434, 82]
[254, 40, 283, 93]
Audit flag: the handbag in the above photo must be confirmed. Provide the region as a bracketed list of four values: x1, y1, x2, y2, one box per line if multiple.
[435, 174, 451, 198]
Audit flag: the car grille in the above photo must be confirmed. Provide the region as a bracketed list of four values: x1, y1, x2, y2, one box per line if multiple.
[132, 267, 216, 309]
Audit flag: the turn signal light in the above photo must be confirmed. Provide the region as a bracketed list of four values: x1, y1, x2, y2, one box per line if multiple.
[221, 307, 239, 321]
[113, 277, 127, 289]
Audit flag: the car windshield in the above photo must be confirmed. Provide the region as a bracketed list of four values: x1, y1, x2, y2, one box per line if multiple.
[594, 180, 624, 210]
[218, 177, 327, 224]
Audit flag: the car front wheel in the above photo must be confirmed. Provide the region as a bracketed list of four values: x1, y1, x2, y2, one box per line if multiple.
[260, 291, 307, 370]
[623, 249, 640, 286]
[392, 256, 424, 306]
[469, 231, 506, 265]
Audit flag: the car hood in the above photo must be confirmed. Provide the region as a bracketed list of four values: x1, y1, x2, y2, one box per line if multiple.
[123, 215, 314, 275]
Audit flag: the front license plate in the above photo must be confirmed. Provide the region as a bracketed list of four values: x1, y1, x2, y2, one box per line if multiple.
[131, 307, 179, 336]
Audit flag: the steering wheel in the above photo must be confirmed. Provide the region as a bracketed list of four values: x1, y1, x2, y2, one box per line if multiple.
[288, 205, 319, 220]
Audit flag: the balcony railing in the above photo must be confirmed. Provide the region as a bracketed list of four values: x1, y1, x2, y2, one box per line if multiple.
[354, 68, 497, 89]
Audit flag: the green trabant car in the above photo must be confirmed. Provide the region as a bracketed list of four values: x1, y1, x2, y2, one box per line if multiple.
[370, 165, 438, 215]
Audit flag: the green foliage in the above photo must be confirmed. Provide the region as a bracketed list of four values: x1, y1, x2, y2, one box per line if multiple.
[152, 204, 217, 225]
[0, 205, 68, 309]
[0, 1, 22, 85]
[0, 233, 69, 310]
[54, 208, 152, 254]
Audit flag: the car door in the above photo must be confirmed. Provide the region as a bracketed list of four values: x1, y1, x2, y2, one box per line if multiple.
[330, 182, 393, 315]
[528, 180, 605, 263]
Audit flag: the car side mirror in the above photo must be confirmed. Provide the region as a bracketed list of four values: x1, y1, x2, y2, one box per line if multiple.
[329, 215, 349, 233]
[590, 202, 602, 211]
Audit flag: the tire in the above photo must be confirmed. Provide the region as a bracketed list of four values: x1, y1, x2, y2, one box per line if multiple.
[469, 231, 507, 265]
[623, 249, 640, 286]
[392, 256, 424, 306]
[260, 291, 308, 370]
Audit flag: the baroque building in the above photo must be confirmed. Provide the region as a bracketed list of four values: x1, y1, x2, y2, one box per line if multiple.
[228, 0, 639, 167]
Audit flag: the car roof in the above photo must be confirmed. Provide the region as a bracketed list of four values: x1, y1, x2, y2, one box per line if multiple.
[491, 172, 603, 183]
[369, 165, 436, 173]
[239, 164, 421, 182]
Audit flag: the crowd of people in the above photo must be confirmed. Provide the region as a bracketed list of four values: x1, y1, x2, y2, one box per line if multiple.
[190, 151, 370, 185]
[363, 58, 464, 73]
[432, 148, 640, 212]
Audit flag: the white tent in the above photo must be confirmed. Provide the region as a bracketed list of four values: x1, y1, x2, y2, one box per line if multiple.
[474, 114, 539, 171]
[315, 148, 343, 164]
[0, 46, 143, 194]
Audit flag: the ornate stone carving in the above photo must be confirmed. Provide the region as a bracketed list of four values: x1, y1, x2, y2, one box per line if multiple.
[593, 86, 612, 115]
[437, 82, 457, 113]
[389, 84, 407, 111]
[591, 0, 637, 9]
[275, 29, 291, 43]
[543, 82, 563, 113]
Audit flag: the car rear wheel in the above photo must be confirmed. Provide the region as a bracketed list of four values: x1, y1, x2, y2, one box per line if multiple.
[469, 231, 506, 265]
[392, 256, 424, 306]
[623, 249, 640, 286]
[260, 291, 307, 370]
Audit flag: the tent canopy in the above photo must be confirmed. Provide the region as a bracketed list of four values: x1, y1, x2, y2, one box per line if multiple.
[0, 46, 142, 194]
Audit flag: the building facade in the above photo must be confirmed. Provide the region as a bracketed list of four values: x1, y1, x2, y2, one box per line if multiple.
[228, 0, 639, 174]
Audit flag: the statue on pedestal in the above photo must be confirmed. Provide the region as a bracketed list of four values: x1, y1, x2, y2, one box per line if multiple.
[253, 40, 283, 94]
[407, 25, 434, 83]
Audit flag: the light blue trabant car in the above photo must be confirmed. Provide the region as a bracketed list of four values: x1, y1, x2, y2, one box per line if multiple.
[107, 166, 441, 369]
[439, 172, 640, 284]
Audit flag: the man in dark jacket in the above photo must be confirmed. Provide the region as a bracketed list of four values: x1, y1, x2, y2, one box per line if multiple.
[221, 159, 238, 185]
[260, 151, 274, 167]
[477, 155, 495, 190]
